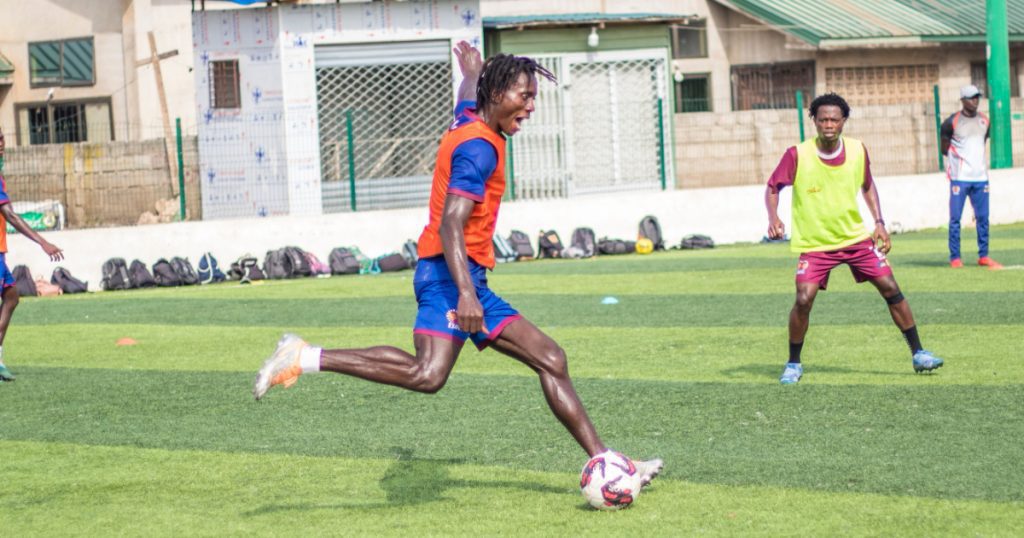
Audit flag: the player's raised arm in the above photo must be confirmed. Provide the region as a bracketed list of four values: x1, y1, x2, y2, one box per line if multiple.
[453, 41, 482, 105]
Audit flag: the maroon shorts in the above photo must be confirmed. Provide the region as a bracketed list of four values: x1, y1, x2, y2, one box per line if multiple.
[795, 239, 893, 290]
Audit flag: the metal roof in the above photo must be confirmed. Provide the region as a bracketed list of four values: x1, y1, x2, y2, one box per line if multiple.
[714, 0, 1024, 46]
[483, 12, 695, 30]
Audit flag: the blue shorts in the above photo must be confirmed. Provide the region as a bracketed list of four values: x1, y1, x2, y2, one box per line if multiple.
[413, 256, 520, 350]
[0, 253, 14, 289]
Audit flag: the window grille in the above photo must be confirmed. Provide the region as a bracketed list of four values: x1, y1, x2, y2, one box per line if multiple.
[210, 60, 241, 109]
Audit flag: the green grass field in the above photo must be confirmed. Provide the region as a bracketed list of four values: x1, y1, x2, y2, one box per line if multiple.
[2, 224, 1023, 536]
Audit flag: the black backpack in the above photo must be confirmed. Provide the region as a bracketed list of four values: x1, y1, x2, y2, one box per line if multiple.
[569, 227, 597, 258]
[329, 247, 361, 275]
[638, 215, 665, 251]
[100, 258, 133, 291]
[283, 246, 312, 277]
[152, 259, 183, 287]
[12, 265, 37, 297]
[401, 240, 419, 268]
[128, 260, 157, 288]
[377, 252, 410, 272]
[229, 255, 264, 283]
[537, 230, 565, 259]
[51, 267, 88, 293]
[197, 252, 227, 284]
[598, 238, 636, 255]
[493, 234, 518, 263]
[170, 257, 199, 285]
[264, 249, 293, 279]
[680, 234, 715, 249]
[507, 230, 535, 260]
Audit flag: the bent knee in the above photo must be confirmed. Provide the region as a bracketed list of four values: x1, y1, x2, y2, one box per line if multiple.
[409, 366, 449, 394]
[536, 346, 569, 378]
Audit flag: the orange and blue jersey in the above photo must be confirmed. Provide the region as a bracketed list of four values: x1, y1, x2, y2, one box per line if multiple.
[0, 172, 10, 253]
[416, 100, 506, 269]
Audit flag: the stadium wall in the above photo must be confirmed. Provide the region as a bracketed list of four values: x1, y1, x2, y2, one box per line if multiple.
[9, 167, 1023, 290]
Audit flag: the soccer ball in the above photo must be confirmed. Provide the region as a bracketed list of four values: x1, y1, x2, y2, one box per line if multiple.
[580, 451, 642, 510]
[635, 238, 654, 254]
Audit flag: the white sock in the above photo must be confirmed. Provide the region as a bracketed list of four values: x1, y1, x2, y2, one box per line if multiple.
[0, 345, 5, 365]
[300, 346, 322, 374]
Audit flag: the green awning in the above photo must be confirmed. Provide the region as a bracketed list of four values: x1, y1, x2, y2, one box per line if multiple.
[0, 52, 13, 83]
[713, 0, 1024, 47]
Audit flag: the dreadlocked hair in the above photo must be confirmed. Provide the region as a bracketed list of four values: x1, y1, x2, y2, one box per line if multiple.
[475, 53, 556, 109]
[809, 92, 850, 119]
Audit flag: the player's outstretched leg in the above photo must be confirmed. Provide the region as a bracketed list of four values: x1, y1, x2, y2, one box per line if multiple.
[870, 277, 944, 374]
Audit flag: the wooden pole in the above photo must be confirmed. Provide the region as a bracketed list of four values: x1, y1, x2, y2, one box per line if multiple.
[146, 31, 179, 196]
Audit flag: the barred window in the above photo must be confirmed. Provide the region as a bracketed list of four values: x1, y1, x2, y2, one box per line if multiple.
[675, 73, 711, 113]
[970, 61, 1020, 98]
[731, 61, 814, 111]
[210, 60, 240, 109]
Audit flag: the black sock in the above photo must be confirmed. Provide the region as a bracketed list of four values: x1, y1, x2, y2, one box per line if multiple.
[902, 325, 923, 354]
[789, 341, 803, 363]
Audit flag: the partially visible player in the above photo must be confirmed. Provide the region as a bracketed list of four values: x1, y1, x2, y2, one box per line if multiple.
[253, 42, 662, 484]
[765, 93, 944, 384]
[0, 126, 65, 381]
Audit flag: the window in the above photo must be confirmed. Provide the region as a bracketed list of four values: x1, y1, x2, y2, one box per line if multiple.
[29, 37, 94, 87]
[210, 60, 241, 109]
[670, 21, 707, 59]
[674, 73, 711, 113]
[826, 64, 938, 106]
[731, 61, 814, 110]
[970, 61, 1020, 98]
[15, 99, 112, 145]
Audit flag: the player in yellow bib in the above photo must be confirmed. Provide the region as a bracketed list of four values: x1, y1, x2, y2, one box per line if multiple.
[765, 93, 944, 384]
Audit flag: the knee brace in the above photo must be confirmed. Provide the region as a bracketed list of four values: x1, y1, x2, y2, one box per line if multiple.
[885, 292, 905, 305]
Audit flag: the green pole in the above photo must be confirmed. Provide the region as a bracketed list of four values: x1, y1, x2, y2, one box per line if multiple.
[933, 85, 944, 171]
[506, 137, 516, 201]
[175, 118, 186, 221]
[795, 90, 805, 142]
[656, 97, 666, 190]
[987, 0, 1013, 168]
[345, 109, 357, 211]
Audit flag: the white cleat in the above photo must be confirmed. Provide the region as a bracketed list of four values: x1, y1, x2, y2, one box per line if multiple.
[253, 333, 307, 401]
[635, 458, 664, 488]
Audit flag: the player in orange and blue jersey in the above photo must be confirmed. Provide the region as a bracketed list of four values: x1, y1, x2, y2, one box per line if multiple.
[0, 126, 65, 381]
[253, 42, 662, 485]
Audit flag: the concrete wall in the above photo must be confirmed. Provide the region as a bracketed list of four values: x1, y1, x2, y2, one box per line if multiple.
[9, 166, 1022, 290]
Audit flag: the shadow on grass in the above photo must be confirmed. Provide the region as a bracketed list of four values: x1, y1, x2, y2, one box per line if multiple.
[242, 447, 567, 516]
[720, 363, 902, 379]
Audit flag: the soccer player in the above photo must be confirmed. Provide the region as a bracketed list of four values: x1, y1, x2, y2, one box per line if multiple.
[764, 93, 944, 384]
[253, 42, 662, 483]
[941, 84, 1002, 269]
[0, 126, 65, 381]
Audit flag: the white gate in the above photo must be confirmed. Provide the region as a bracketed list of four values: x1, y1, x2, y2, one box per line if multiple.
[509, 49, 672, 200]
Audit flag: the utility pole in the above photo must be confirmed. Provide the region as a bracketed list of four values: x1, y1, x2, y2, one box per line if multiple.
[987, 0, 1013, 168]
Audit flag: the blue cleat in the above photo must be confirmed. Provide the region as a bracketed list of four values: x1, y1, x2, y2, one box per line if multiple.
[779, 362, 803, 384]
[912, 350, 944, 373]
[0, 363, 15, 381]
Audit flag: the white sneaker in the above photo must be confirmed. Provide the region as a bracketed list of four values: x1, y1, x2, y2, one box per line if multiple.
[253, 333, 307, 400]
[634, 457, 664, 487]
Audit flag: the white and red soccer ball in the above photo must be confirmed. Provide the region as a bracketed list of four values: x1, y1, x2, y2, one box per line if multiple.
[579, 450, 642, 510]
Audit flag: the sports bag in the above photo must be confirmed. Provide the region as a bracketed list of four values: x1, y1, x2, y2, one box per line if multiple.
[537, 230, 565, 259]
[34, 278, 62, 297]
[303, 251, 331, 276]
[197, 252, 227, 284]
[377, 252, 410, 272]
[229, 255, 264, 283]
[401, 239, 419, 268]
[638, 215, 665, 251]
[597, 238, 636, 255]
[263, 249, 293, 279]
[152, 259, 182, 287]
[507, 230, 535, 260]
[283, 246, 312, 277]
[170, 257, 199, 285]
[51, 267, 88, 294]
[328, 247, 361, 275]
[12, 265, 37, 296]
[100, 257, 132, 291]
[128, 260, 157, 288]
[493, 234, 518, 263]
[680, 234, 715, 249]
[568, 227, 597, 258]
